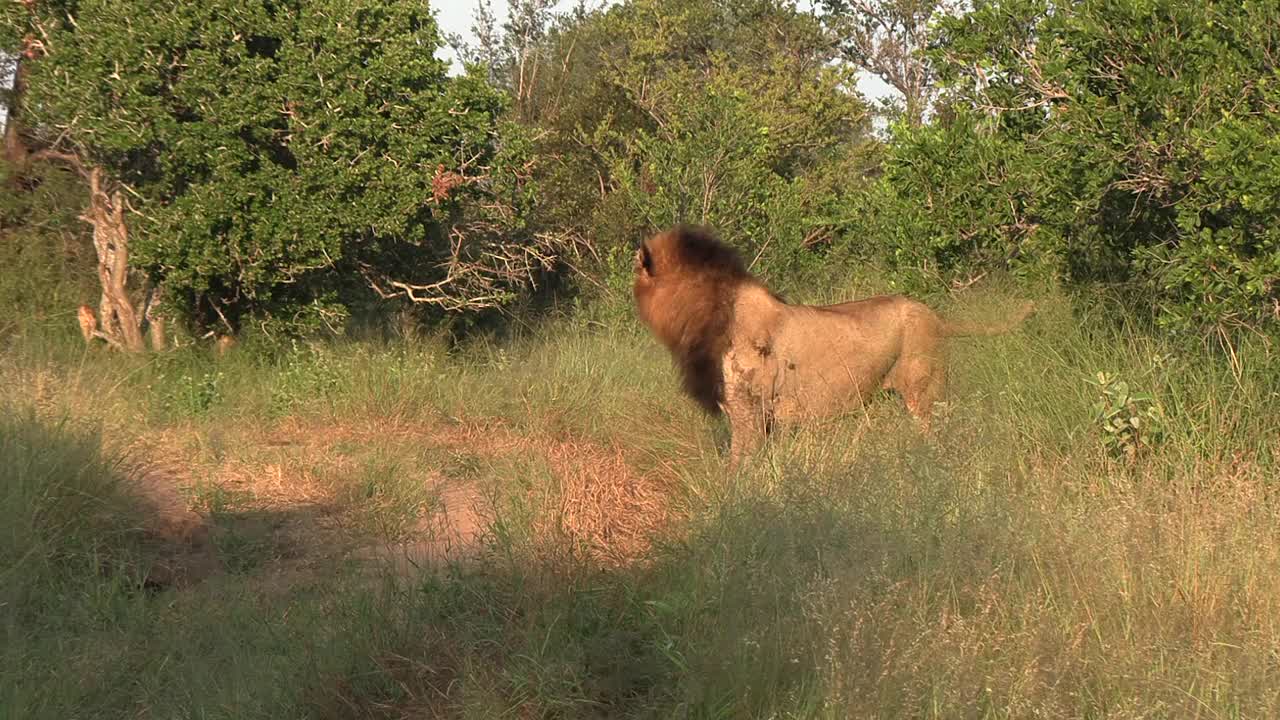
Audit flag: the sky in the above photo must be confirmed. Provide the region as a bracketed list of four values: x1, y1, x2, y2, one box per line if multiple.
[432, 0, 899, 103]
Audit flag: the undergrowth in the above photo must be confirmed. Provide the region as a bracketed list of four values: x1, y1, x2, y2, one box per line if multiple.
[2, 283, 1278, 718]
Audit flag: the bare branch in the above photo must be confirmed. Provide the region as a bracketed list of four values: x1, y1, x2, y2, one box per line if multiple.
[28, 148, 91, 179]
[359, 222, 567, 313]
[825, 0, 960, 125]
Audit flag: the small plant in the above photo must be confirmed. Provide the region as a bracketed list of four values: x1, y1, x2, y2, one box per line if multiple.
[270, 342, 345, 414]
[154, 369, 224, 418]
[1088, 372, 1166, 462]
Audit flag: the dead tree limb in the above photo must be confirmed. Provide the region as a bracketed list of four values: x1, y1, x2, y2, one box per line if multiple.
[32, 150, 149, 352]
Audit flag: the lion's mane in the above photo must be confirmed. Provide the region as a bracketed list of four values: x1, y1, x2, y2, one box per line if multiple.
[632, 225, 755, 414]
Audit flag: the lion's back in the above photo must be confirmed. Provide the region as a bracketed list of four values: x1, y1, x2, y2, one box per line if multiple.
[739, 299, 907, 420]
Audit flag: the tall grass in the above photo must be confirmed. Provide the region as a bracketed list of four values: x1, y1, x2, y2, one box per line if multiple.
[2, 283, 1278, 718]
[0, 410, 147, 618]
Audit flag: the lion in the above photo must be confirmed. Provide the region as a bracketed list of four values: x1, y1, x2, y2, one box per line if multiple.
[77, 304, 97, 345]
[633, 225, 1035, 466]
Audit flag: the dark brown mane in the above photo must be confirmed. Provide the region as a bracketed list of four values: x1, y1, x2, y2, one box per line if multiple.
[665, 225, 750, 280]
[634, 225, 755, 415]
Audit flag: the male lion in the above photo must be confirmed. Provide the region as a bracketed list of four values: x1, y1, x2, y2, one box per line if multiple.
[633, 225, 1034, 466]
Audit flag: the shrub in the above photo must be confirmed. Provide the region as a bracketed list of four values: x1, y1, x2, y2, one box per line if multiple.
[841, 0, 1280, 332]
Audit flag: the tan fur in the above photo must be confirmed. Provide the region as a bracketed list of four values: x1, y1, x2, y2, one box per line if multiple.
[215, 335, 237, 356]
[76, 304, 97, 344]
[634, 226, 1035, 467]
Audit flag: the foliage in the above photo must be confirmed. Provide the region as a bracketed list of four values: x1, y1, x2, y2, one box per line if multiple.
[1088, 371, 1166, 462]
[468, 0, 876, 293]
[6, 0, 1276, 337]
[850, 0, 1280, 331]
[0, 162, 96, 334]
[830, 116, 1057, 294]
[2, 0, 552, 337]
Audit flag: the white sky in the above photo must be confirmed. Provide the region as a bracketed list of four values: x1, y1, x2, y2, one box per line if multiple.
[432, 0, 899, 103]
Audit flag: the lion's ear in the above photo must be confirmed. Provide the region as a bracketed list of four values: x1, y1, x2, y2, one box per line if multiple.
[636, 244, 655, 277]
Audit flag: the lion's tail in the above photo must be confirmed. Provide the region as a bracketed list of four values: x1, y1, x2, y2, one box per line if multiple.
[944, 301, 1035, 337]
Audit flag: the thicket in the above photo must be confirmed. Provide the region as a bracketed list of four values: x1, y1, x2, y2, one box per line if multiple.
[861, 0, 1280, 331]
[0, 162, 97, 334]
[1, 0, 551, 340]
[3, 0, 1277, 338]
[453, 0, 1280, 333]
[501, 0, 877, 289]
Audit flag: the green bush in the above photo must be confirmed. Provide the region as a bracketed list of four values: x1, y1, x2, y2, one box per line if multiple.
[1088, 371, 1166, 462]
[848, 0, 1280, 332]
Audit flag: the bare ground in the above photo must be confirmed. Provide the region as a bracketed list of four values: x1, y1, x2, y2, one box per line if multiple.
[122, 415, 676, 589]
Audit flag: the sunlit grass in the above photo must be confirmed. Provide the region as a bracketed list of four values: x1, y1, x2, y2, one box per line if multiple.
[2, 285, 1278, 718]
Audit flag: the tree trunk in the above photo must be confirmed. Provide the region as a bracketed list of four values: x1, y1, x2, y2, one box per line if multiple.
[149, 316, 167, 351]
[3, 59, 29, 169]
[143, 283, 168, 351]
[83, 166, 146, 352]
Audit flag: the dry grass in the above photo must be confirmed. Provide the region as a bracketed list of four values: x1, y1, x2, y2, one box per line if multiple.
[101, 408, 678, 577]
[5, 293, 1280, 718]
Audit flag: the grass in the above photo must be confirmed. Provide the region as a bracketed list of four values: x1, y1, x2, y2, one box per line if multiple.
[2, 283, 1279, 718]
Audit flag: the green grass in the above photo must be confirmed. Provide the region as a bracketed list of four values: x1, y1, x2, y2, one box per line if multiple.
[2, 285, 1279, 718]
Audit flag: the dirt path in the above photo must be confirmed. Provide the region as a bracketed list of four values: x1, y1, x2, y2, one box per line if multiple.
[126, 415, 674, 589]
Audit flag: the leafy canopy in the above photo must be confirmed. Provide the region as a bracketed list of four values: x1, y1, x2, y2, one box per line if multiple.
[488, 0, 875, 290]
[4, 0, 537, 335]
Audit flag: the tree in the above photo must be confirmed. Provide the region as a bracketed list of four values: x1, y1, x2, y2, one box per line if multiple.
[819, 0, 959, 126]
[2, 0, 557, 342]
[448, 0, 500, 77]
[478, 0, 874, 292]
[851, 0, 1280, 332]
[0, 21, 157, 350]
[448, 0, 567, 122]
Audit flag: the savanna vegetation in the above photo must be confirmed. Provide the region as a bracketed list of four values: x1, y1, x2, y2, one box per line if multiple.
[2, 0, 1278, 717]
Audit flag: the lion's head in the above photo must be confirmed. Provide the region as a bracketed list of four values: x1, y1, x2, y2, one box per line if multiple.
[633, 226, 755, 414]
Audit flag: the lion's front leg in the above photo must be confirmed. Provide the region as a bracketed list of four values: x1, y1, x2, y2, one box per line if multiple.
[721, 350, 770, 470]
[723, 402, 767, 470]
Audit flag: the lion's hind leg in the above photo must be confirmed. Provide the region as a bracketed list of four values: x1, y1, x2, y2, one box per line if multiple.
[885, 308, 950, 433]
[887, 354, 946, 433]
